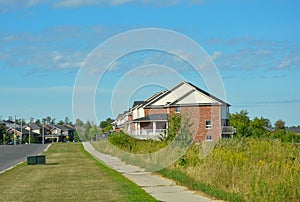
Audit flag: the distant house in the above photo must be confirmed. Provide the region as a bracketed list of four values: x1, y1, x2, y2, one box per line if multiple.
[114, 81, 236, 141]
[2, 120, 21, 129]
[25, 123, 42, 135]
[289, 127, 300, 135]
[51, 124, 75, 142]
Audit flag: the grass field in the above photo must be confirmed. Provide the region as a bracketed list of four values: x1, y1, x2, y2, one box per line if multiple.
[93, 133, 300, 201]
[0, 143, 157, 202]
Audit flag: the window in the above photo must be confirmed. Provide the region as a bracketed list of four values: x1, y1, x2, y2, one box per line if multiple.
[206, 120, 212, 129]
[175, 106, 180, 113]
[206, 134, 212, 141]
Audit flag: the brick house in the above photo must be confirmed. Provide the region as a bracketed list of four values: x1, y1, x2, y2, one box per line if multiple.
[114, 81, 235, 141]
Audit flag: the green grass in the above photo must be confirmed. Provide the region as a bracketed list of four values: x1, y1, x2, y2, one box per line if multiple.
[158, 168, 243, 202]
[0, 143, 157, 202]
[93, 132, 300, 201]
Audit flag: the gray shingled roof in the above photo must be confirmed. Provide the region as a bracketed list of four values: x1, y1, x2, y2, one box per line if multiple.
[28, 123, 42, 130]
[132, 114, 168, 122]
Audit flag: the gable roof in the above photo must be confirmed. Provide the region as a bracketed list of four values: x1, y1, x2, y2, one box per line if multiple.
[27, 123, 42, 130]
[132, 101, 145, 108]
[130, 90, 167, 111]
[144, 81, 230, 108]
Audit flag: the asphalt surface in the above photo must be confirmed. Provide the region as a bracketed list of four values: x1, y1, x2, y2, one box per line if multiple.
[0, 144, 49, 172]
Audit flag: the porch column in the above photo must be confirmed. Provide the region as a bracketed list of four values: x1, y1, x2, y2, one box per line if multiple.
[137, 123, 140, 135]
[135, 123, 138, 135]
[153, 121, 156, 134]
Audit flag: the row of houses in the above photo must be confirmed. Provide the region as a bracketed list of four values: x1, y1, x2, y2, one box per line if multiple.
[113, 81, 236, 141]
[0, 120, 76, 143]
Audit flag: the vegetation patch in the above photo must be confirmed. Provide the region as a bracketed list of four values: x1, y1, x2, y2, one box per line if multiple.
[158, 168, 243, 201]
[94, 132, 300, 201]
[0, 143, 156, 202]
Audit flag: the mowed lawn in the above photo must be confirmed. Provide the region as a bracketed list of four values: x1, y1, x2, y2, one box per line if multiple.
[0, 143, 157, 202]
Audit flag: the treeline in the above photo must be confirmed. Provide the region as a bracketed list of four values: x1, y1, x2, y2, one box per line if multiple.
[230, 110, 300, 142]
[2, 115, 73, 125]
[74, 118, 114, 141]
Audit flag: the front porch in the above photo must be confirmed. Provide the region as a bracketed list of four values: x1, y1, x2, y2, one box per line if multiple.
[128, 114, 167, 140]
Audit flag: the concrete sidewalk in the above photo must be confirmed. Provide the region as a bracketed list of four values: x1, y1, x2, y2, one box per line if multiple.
[82, 142, 218, 202]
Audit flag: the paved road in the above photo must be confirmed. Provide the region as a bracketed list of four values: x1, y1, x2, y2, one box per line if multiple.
[0, 144, 49, 172]
[83, 142, 219, 202]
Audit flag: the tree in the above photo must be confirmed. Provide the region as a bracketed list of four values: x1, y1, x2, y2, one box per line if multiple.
[0, 125, 7, 144]
[58, 120, 64, 125]
[89, 124, 100, 141]
[230, 110, 251, 137]
[250, 117, 271, 137]
[30, 117, 34, 123]
[50, 118, 56, 125]
[75, 119, 84, 127]
[46, 116, 52, 124]
[84, 121, 91, 140]
[99, 117, 114, 132]
[35, 119, 41, 124]
[64, 117, 70, 124]
[275, 119, 285, 132]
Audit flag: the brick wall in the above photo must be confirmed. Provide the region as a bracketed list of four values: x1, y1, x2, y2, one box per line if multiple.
[169, 105, 221, 142]
[144, 108, 167, 116]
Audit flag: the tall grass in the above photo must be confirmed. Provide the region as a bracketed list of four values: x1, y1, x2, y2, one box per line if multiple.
[93, 133, 300, 201]
[168, 138, 300, 201]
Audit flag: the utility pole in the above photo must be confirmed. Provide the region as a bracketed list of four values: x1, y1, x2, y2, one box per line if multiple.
[42, 125, 44, 144]
[14, 115, 16, 146]
[20, 121, 22, 144]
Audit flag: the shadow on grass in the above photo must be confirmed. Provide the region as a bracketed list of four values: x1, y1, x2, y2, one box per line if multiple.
[46, 163, 59, 165]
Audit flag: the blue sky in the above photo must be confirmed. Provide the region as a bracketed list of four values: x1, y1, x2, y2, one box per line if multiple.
[0, 0, 299, 126]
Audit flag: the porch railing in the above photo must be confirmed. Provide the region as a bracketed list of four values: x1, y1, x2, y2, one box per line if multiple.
[128, 129, 166, 140]
[222, 126, 237, 135]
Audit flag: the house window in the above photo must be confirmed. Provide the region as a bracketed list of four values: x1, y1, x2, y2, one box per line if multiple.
[175, 106, 180, 113]
[206, 120, 212, 129]
[206, 134, 213, 141]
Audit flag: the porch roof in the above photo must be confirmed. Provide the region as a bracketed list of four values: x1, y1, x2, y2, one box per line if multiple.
[132, 114, 168, 122]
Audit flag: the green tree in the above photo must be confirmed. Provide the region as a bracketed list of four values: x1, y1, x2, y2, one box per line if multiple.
[75, 119, 84, 127]
[58, 120, 64, 125]
[0, 125, 7, 144]
[230, 110, 251, 137]
[159, 114, 181, 142]
[83, 121, 91, 141]
[46, 116, 52, 124]
[100, 118, 114, 132]
[64, 117, 70, 124]
[50, 118, 56, 125]
[35, 119, 41, 124]
[250, 117, 271, 137]
[274, 119, 285, 132]
[89, 124, 100, 141]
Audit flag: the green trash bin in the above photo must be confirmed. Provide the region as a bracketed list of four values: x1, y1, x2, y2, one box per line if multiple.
[36, 155, 46, 165]
[27, 156, 37, 165]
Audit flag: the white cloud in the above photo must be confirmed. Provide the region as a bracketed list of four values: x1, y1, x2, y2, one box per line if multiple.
[276, 54, 300, 70]
[206, 37, 300, 71]
[0, 25, 111, 72]
[211, 51, 222, 60]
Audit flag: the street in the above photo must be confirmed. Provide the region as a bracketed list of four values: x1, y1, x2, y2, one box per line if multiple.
[0, 144, 49, 172]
